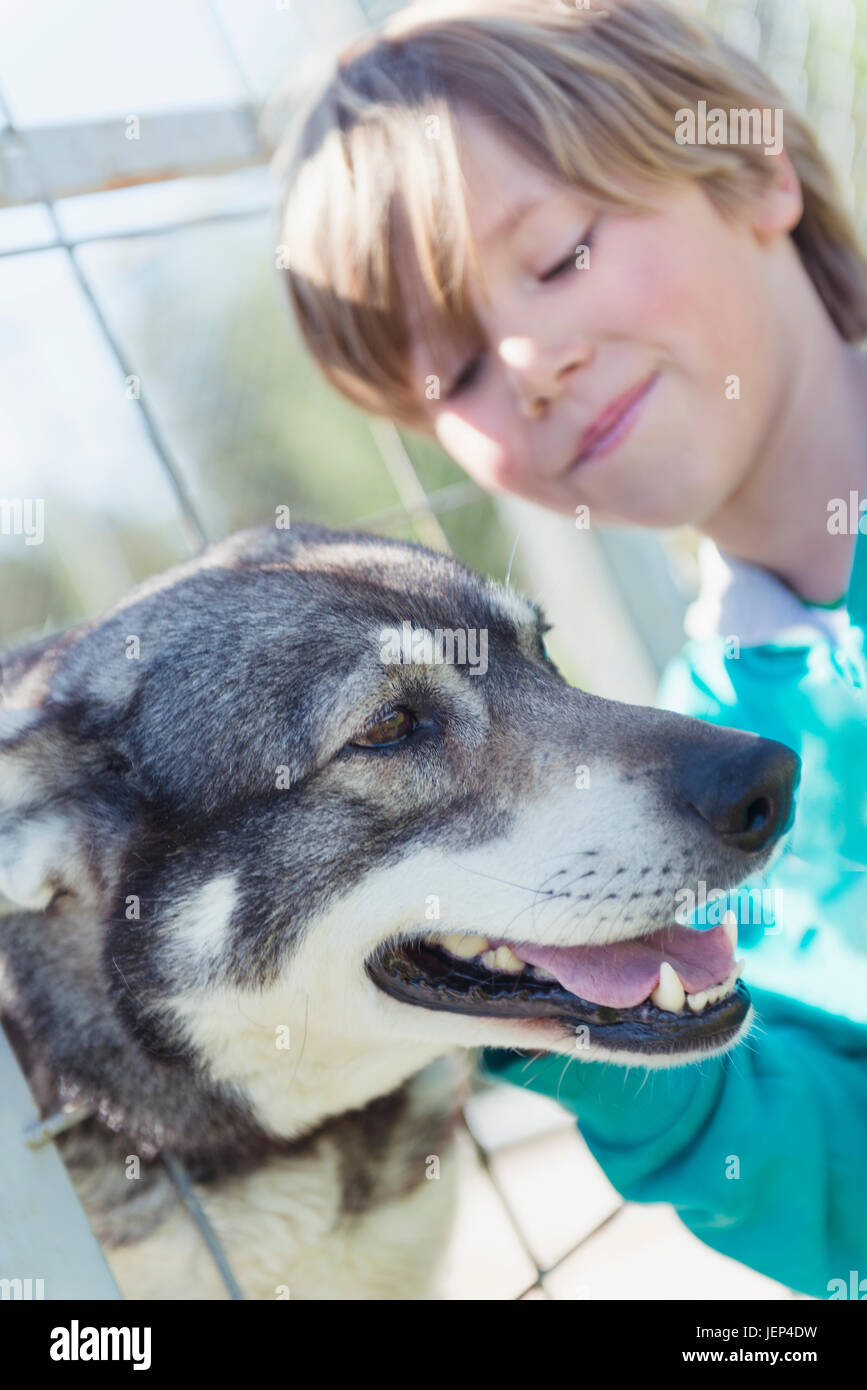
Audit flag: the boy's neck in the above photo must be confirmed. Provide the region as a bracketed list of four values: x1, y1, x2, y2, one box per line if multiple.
[700, 311, 867, 607]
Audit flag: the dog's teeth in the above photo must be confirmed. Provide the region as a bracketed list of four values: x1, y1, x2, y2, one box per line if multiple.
[532, 965, 558, 982]
[686, 959, 745, 1013]
[437, 933, 491, 958]
[721, 910, 738, 953]
[650, 961, 686, 1013]
[481, 945, 525, 973]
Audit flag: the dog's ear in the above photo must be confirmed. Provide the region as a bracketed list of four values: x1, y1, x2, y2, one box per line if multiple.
[0, 631, 141, 913]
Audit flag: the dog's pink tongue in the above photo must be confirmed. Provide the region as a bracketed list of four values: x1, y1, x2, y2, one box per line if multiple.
[497, 924, 734, 1008]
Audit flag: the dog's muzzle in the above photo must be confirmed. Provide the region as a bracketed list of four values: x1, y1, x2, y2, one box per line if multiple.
[366, 915, 750, 1055]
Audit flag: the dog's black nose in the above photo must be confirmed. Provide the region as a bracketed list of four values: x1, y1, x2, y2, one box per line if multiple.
[686, 738, 799, 854]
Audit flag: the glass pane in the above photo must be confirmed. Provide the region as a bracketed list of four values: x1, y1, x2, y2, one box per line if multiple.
[400, 427, 470, 494]
[75, 212, 404, 537]
[0, 247, 191, 648]
[55, 166, 274, 243]
[0, 0, 246, 127]
[437, 495, 521, 588]
[212, 0, 314, 104]
[0, 202, 56, 253]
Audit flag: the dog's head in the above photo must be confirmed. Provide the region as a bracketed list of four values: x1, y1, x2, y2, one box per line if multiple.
[0, 524, 797, 1135]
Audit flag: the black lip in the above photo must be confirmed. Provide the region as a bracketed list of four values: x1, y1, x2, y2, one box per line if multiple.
[366, 940, 751, 1055]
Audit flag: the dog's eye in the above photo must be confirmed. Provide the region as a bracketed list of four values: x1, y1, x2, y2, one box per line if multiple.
[349, 707, 418, 748]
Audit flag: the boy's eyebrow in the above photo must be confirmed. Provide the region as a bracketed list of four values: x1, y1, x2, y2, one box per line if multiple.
[477, 193, 547, 250]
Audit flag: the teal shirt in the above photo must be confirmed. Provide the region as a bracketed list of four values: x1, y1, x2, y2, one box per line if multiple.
[481, 529, 867, 1299]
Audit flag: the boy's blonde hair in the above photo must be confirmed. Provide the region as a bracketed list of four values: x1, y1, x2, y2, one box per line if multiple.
[272, 0, 867, 428]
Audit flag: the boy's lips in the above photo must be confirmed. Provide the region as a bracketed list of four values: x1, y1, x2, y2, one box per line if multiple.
[569, 371, 659, 470]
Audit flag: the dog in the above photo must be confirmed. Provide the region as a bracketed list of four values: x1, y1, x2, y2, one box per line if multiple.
[0, 522, 797, 1299]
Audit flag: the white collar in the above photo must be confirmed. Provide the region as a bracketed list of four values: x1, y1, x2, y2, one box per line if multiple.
[685, 540, 851, 647]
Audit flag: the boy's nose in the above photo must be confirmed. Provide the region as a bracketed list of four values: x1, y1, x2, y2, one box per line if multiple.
[499, 336, 587, 419]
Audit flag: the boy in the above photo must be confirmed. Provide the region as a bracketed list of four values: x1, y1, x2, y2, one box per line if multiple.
[273, 0, 867, 1297]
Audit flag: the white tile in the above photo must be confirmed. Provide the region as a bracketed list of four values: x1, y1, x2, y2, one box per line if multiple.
[487, 1126, 623, 1269]
[464, 1079, 575, 1151]
[543, 1203, 792, 1300]
[436, 1130, 538, 1300]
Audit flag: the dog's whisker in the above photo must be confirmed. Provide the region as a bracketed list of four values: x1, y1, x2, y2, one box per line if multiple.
[284, 992, 311, 1092]
[491, 889, 573, 942]
[504, 530, 521, 589]
[554, 1052, 581, 1105]
[443, 856, 559, 898]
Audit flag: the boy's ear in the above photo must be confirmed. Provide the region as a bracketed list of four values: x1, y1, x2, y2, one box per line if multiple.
[749, 151, 804, 241]
[0, 635, 138, 913]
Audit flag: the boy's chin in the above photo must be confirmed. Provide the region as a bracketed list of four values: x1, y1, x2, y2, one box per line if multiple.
[569, 466, 734, 531]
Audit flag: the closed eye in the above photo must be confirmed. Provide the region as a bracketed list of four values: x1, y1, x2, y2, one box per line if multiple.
[538, 251, 575, 284]
[538, 225, 596, 284]
[445, 354, 484, 400]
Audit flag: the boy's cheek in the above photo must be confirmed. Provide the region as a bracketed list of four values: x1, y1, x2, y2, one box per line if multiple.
[613, 242, 716, 349]
[434, 410, 518, 489]
[604, 208, 748, 359]
[471, 449, 536, 497]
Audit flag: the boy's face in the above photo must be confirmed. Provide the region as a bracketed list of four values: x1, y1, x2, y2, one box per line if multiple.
[409, 113, 794, 528]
